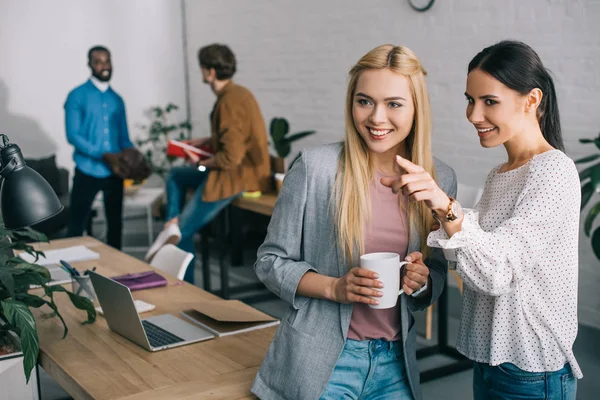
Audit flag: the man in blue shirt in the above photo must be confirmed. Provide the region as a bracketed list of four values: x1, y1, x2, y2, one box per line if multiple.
[64, 46, 133, 249]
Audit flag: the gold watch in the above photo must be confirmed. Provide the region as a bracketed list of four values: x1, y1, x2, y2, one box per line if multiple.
[432, 197, 463, 222]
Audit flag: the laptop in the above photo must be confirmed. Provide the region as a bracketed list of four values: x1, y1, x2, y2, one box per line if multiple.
[88, 270, 215, 351]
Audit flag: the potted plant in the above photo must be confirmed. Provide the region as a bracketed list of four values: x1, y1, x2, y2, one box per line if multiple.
[577, 132, 600, 260]
[136, 103, 193, 180]
[0, 217, 96, 387]
[269, 117, 316, 173]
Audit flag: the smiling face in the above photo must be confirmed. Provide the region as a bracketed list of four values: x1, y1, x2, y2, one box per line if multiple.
[465, 68, 532, 148]
[89, 50, 112, 82]
[352, 68, 415, 159]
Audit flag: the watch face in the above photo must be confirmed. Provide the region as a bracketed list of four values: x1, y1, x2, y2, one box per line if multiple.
[451, 200, 463, 218]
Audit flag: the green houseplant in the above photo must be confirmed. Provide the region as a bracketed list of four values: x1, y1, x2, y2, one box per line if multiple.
[0, 218, 96, 382]
[578, 132, 600, 260]
[136, 103, 193, 180]
[269, 117, 316, 172]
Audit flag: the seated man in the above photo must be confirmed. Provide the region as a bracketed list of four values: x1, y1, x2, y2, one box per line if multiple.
[146, 44, 271, 284]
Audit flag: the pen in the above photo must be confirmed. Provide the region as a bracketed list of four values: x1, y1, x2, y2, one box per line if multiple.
[84, 267, 97, 276]
[60, 260, 80, 276]
[58, 263, 72, 276]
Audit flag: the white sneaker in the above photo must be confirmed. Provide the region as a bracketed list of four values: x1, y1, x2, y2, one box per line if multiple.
[145, 223, 182, 262]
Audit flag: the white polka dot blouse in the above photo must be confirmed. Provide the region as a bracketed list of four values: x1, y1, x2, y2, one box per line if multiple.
[428, 149, 582, 378]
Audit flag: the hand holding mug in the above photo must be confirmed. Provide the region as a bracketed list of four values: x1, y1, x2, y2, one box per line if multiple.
[360, 252, 409, 309]
[331, 267, 384, 306]
[401, 252, 430, 296]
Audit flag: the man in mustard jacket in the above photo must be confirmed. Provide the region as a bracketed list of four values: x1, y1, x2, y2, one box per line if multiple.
[146, 44, 270, 284]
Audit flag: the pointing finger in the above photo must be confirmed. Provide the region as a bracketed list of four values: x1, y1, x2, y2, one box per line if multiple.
[395, 155, 424, 174]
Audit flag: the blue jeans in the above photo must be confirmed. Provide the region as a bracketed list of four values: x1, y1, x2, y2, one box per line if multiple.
[165, 166, 238, 283]
[320, 339, 414, 400]
[473, 362, 577, 400]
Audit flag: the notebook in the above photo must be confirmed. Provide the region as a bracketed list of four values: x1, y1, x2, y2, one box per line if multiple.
[181, 300, 279, 337]
[111, 271, 168, 291]
[19, 245, 100, 266]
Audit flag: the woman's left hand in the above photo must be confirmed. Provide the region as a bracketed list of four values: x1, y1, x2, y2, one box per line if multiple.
[402, 252, 430, 295]
[380, 155, 449, 212]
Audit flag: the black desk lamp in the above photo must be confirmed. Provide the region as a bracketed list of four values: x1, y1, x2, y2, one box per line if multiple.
[0, 134, 64, 230]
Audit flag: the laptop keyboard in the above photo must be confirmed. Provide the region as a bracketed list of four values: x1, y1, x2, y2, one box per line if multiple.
[142, 320, 185, 348]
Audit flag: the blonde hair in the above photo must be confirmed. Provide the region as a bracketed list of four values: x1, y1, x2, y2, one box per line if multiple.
[334, 44, 436, 265]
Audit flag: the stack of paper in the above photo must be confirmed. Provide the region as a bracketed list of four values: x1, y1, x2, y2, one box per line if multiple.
[19, 245, 100, 266]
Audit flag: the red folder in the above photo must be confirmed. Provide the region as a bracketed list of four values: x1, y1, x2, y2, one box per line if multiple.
[167, 140, 214, 160]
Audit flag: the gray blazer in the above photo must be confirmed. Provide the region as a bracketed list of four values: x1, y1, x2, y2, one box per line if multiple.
[251, 143, 457, 400]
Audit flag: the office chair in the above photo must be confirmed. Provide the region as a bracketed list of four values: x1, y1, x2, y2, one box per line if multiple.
[149, 244, 194, 281]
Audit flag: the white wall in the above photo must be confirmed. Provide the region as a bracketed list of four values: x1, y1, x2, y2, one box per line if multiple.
[184, 0, 600, 329]
[0, 0, 187, 174]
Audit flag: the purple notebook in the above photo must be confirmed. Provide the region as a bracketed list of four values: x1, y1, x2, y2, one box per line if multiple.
[112, 271, 167, 291]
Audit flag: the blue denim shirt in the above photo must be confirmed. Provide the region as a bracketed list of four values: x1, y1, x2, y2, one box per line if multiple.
[64, 80, 133, 178]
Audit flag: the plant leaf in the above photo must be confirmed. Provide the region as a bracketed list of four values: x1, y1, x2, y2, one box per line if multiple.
[270, 118, 289, 142]
[0, 267, 15, 296]
[283, 130, 316, 143]
[11, 262, 51, 280]
[575, 154, 600, 164]
[584, 201, 600, 237]
[14, 293, 47, 308]
[581, 181, 595, 210]
[579, 162, 600, 182]
[591, 166, 600, 192]
[1, 300, 39, 382]
[275, 141, 291, 158]
[579, 139, 594, 144]
[47, 285, 96, 325]
[39, 289, 69, 338]
[12, 227, 48, 244]
[165, 103, 179, 113]
[592, 227, 600, 261]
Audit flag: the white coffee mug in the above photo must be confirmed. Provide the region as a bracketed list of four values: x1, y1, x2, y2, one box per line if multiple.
[360, 252, 408, 309]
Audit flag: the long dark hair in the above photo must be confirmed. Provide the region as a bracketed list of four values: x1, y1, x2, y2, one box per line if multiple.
[468, 40, 564, 151]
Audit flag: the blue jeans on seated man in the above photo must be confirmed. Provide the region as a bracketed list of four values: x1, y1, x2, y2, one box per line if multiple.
[319, 339, 414, 400]
[473, 361, 577, 400]
[165, 166, 239, 284]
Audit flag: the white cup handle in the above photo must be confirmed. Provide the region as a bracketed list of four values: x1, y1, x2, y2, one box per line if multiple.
[398, 260, 409, 296]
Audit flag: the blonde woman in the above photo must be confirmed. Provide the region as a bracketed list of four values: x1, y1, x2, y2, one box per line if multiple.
[251, 44, 457, 400]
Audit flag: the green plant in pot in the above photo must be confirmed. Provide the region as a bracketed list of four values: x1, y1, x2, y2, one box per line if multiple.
[136, 103, 193, 180]
[0, 219, 96, 381]
[578, 132, 600, 260]
[269, 117, 316, 173]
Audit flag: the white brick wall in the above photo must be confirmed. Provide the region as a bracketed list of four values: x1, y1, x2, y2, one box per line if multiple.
[184, 0, 600, 329]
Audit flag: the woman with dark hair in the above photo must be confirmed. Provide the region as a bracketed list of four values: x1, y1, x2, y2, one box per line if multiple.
[381, 40, 581, 399]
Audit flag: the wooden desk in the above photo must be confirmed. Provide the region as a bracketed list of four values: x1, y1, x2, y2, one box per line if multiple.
[231, 193, 277, 217]
[30, 237, 275, 400]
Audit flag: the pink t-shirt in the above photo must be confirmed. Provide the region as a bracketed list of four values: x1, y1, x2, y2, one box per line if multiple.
[347, 170, 408, 341]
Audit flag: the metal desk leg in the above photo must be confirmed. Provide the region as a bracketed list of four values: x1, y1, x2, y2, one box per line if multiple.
[200, 226, 211, 292]
[146, 205, 154, 246]
[218, 207, 230, 299]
